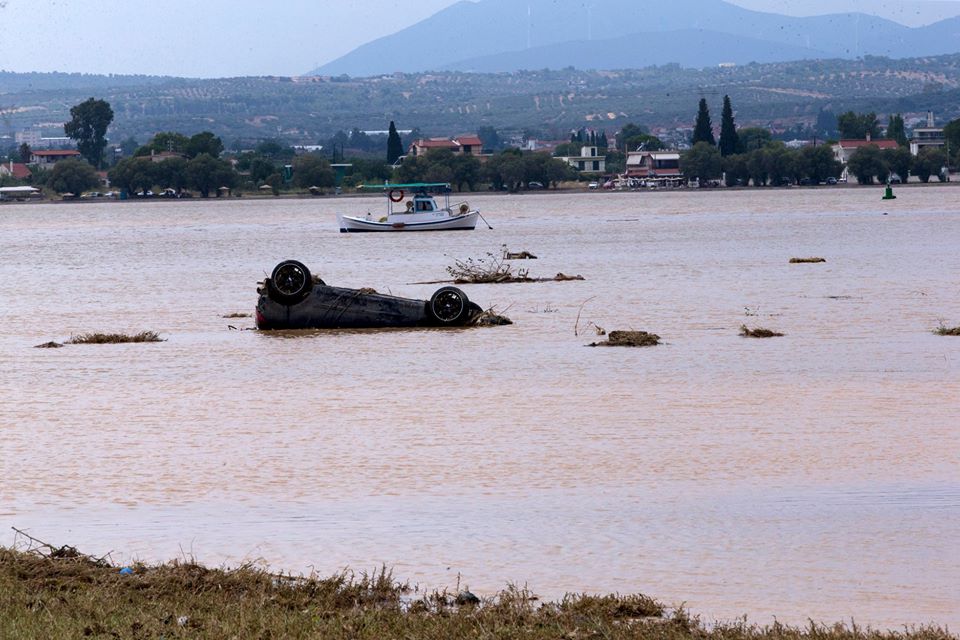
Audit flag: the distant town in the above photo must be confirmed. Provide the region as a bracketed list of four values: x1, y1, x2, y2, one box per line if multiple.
[1, 91, 956, 202]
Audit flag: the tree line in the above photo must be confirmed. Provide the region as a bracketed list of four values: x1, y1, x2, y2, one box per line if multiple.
[679, 96, 954, 185]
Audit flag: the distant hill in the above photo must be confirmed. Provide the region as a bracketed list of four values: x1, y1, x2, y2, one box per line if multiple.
[444, 29, 831, 73]
[311, 0, 960, 76]
[2, 55, 960, 145]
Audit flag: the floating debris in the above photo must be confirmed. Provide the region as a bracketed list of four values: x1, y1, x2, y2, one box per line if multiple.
[222, 312, 252, 319]
[934, 324, 960, 336]
[502, 246, 538, 260]
[740, 325, 784, 338]
[34, 341, 64, 349]
[67, 331, 165, 344]
[590, 331, 661, 347]
[790, 257, 827, 264]
[474, 311, 513, 327]
[421, 253, 585, 285]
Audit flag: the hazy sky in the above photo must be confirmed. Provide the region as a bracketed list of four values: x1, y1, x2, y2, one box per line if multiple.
[1, 0, 959, 77]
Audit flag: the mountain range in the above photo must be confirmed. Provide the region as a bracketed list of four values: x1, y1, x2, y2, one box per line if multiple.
[312, 0, 960, 76]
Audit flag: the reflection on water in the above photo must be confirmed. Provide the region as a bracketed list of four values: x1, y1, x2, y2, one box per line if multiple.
[2, 189, 959, 628]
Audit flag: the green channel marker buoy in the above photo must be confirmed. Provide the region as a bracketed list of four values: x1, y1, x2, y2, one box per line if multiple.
[882, 183, 896, 200]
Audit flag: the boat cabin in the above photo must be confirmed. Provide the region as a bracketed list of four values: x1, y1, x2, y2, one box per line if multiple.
[407, 193, 437, 213]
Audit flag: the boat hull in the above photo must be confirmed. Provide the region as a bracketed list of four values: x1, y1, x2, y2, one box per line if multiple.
[337, 211, 479, 233]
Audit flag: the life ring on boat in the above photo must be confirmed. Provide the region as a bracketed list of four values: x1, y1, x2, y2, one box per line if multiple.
[459, 203, 470, 215]
[389, 189, 404, 203]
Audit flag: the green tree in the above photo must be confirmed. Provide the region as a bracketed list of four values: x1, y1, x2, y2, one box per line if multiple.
[47, 158, 100, 195]
[118, 136, 139, 158]
[265, 172, 283, 196]
[292, 154, 335, 189]
[692, 98, 715, 146]
[18, 143, 31, 163]
[155, 156, 189, 191]
[746, 148, 770, 186]
[680, 142, 722, 183]
[186, 132, 224, 159]
[722, 153, 748, 187]
[882, 147, 913, 182]
[815, 109, 838, 139]
[387, 121, 404, 164]
[763, 143, 799, 185]
[846, 145, 888, 184]
[799, 145, 843, 184]
[913, 147, 947, 183]
[64, 98, 114, 169]
[185, 153, 236, 197]
[886, 114, 908, 147]
[836, 112, 881, 140]
[737, 128, 773, 153]
[718, 95, 739, 157]
[149, 132, 190, 154]
[108, 157, 159, 195]
[623, 133, 664, 152]
[943, 118, 960, 163]
[450, 154, 482, 192]
[250, 158, 277, 184]
[617, 123, 647, 151]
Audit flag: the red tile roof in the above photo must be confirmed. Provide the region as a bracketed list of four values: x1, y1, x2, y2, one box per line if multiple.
[413, 138, 460, 149]
[454, 135, 483, 146]
[8, 163, 32, 179]
[32, 149, 81, 157]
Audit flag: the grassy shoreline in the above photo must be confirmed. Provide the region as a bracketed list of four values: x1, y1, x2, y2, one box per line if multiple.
[1, 547, 955, 639]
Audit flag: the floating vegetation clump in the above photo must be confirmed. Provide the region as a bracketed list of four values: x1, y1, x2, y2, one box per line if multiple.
[934, 324, 960, 336]
[67, 331, 165, 344]
[590, 330, 661, 347]
[34, 341, 64, 349]
[474, 310, 513, 327]
[740, 325, 784, 338]
[790, 257, 827, 264]
[438, 253, 583, 284]
[222, 312, 252, 319]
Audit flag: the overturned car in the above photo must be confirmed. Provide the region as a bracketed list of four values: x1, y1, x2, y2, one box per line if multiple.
[256, 260, 484, 330]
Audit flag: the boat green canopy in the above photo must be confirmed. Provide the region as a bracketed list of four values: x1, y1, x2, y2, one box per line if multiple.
[359, 182, 450, 190]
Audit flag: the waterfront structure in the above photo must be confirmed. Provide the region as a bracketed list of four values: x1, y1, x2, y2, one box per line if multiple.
[909, 112, 945, 157]
[557, 145, 606, 174]
[625, 150, 684, 186]
[407, 135, 485, 158]
[27, 149, 82, 167]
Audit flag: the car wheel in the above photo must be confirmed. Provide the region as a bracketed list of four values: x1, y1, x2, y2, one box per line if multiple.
[429, 286, 469, 324]
[268, 260, 313, 304]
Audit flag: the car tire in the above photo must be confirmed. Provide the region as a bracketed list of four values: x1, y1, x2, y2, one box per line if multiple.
[268, 260, 313, 304]
[428, 286, 470, 324]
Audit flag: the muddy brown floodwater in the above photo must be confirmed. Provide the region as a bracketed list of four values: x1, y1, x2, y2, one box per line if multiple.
[1, 188, 958, 628]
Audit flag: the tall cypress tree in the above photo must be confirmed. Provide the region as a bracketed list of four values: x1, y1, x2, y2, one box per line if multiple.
[887, 114, 908, 146]
[692, 98, 716, 146]
[718, 95, 739, 156]
[386, 121, 403, 164]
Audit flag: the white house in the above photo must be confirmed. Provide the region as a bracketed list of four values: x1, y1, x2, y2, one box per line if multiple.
[909, 112, 945, 156]
[557, 145, 606, 173]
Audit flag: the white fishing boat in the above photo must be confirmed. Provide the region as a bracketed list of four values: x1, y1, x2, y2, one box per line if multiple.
[337, 182, 483, 232]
